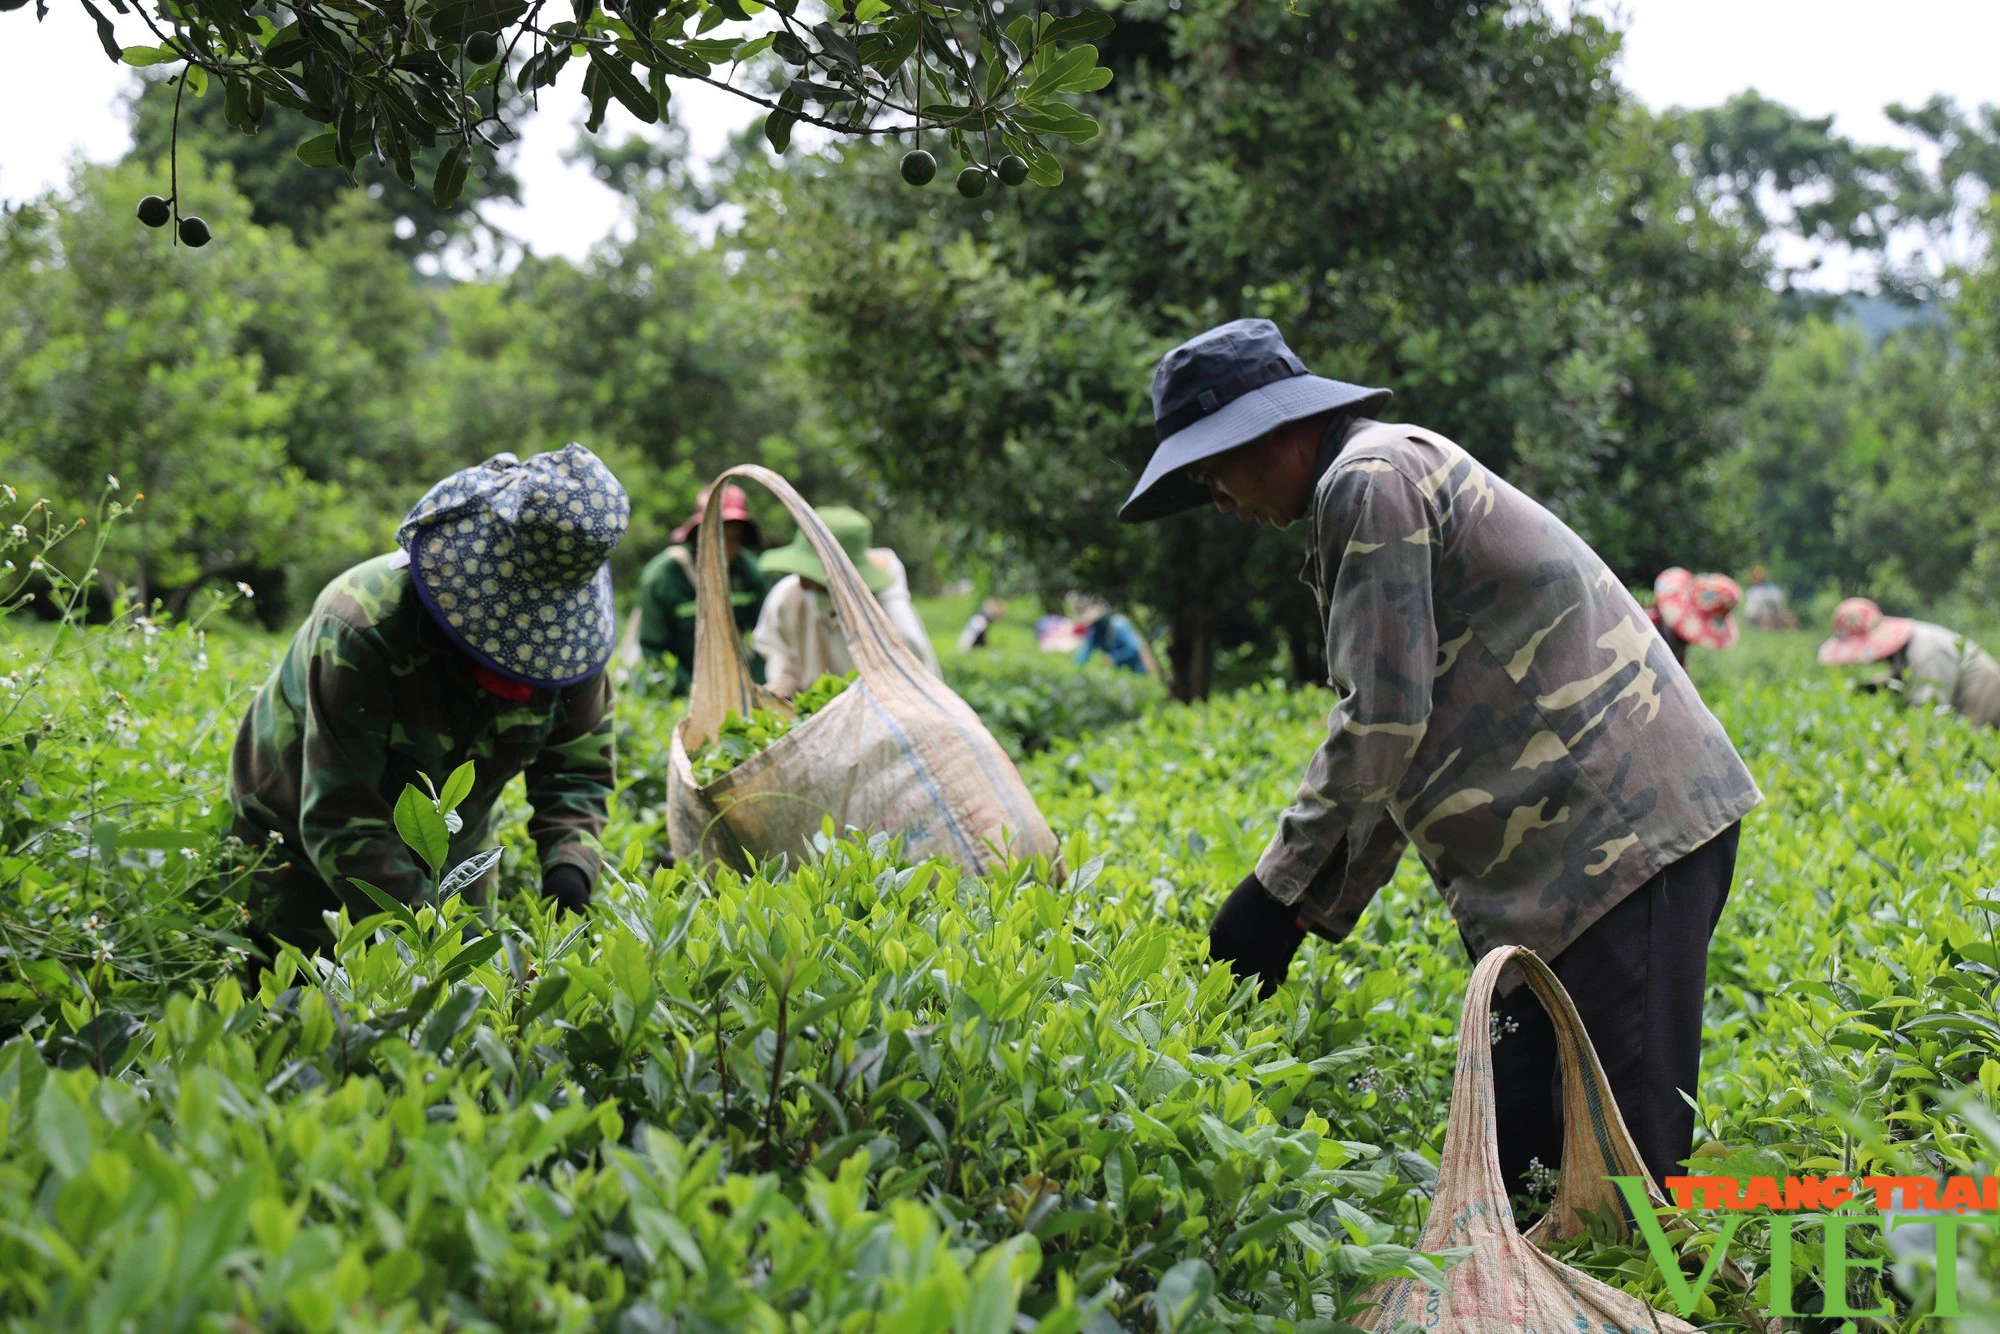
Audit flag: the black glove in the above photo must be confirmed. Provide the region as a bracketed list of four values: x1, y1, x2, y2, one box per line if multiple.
[542, 864, 593, 915]
[1209, 872, 1307, 999]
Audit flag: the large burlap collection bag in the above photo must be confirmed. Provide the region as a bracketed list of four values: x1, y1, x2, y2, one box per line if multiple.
[665, 466, 1060, 876]
[1358, 945, 1699, 1332]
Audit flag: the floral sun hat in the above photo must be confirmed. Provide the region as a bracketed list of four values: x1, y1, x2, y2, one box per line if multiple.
[1818, 596, 1915, 666]
[394, 444, 630, 687]
[1654, 568, 1741, 651]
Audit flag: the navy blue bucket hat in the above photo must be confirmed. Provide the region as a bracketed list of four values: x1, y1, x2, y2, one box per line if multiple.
[395, 444, 630, 687]
[1119, 319, 1389, 523]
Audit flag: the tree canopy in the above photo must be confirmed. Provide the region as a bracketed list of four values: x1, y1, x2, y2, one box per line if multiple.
[762, 0, 1777, 694]
[32, 0, 1122, 240]
[5, 0, 1998, 686]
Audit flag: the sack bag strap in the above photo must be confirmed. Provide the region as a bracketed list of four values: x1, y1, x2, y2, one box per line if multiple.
[1424, 946, 1667, 1249]
[685, 465, 927, 748]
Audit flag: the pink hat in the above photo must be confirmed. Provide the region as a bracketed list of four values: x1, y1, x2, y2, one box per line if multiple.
[1654, 568, 1740, 651]
[1818, 597, 1914, 666]
[671, 483, 761, 546]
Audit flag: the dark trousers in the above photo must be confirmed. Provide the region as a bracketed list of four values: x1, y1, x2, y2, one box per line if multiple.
[1492, 823, 1741, 1197]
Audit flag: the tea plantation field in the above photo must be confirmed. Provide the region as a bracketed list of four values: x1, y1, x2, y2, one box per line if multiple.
[1, 609, 1997, 1331]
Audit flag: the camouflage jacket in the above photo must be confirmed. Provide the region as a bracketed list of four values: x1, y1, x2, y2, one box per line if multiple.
[1257, 421, 1763, 962]
[230, 554, 615, 908]
[636, 545, 771, 696]
[1896, 621, 2000, 726]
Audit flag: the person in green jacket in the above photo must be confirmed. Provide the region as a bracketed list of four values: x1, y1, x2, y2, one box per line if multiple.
[229, 444, 627, 953]
[635, 484, 771, 696]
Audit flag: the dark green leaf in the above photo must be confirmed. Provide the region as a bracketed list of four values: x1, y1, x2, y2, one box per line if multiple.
[810, 21, 860, 69]
[262, 23, 309, 68]
[440, 933, 506, 985]
[765, 109, 797, 154]
[1058, 66, 1113, 95]
[433, 142, 470, 208]
[420, 985, 483, 1056]
[347, 878, 421, 937]
[517, 974, 571, 1030]
[589, 50, 658, 122]
[520, 43, 572, 90]
[580, 61, 612, 133]
[1041, 11, 1114, 45]
[296, 131, 341, 168]
[429, 0, 529, 44]
[79, 0, 122, 60]
[681, 37, 741, 62]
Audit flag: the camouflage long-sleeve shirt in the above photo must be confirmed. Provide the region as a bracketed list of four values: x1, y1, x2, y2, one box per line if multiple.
[1895, 621, 2000, 727]
[636, 545, 771, 696]
[1257, 421, 1762, 963]
[230, 554, 615, 910]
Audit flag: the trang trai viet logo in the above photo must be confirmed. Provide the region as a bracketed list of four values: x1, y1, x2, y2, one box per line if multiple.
[1605, 1173, 1999, 1322]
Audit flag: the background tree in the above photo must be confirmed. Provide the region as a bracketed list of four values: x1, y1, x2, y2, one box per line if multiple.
[1934, 202, 2000, 605]
[1685, 92, 1999, 617]
[30, 0, 1122, 244]
[0, 161, 351, 616]
[125, 73, 521, 258]
[762, 0, 1776, 696]
[8, 1, 1998, 655]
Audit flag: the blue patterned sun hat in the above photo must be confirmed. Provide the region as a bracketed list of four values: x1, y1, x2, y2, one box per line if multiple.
[396, 444, 629, 687]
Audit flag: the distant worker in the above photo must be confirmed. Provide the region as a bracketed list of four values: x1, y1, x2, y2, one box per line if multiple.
[634, 484, 771, 696]
[1119, 319, 1760, 1195]
[1646, 568, 1740, 668]
[1071, 596, 1157, 675]
[230, 445, 625, 952]
[1742, 566, 1790, 630]
[752, 505, 940, 696]
[956, 597, 1008, 652]
[1036, 612, 1085, 654]
[1819, 597, 2000, 728]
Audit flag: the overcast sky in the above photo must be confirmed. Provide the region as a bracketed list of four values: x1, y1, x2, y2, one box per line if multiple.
[2, 0, 1995, 269]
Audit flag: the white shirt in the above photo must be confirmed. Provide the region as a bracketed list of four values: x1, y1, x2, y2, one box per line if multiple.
[752, 549, 940, 697]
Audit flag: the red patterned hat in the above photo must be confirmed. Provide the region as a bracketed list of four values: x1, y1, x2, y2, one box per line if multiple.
[1818, 597, 1914, 666]
[1654, 568, 1740, 651]
[671, 484, 762, 546]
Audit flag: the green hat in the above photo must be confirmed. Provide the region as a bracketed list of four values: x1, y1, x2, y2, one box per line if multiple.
[758, 505, 892, 594]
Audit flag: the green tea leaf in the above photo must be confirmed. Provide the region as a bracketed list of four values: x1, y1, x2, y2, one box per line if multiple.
[348, 878, 421, 937]
[440, 934, 506, 986]
[394, 784, 450, 878]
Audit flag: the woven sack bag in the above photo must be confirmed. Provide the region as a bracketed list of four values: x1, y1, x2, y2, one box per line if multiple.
[666, 466, 1059, 877]
[1358, 946, 1699, 1332]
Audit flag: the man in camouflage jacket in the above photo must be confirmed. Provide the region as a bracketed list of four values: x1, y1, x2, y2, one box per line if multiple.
[231, 445, 625, 951]
[1120, 320, 1762, 1192]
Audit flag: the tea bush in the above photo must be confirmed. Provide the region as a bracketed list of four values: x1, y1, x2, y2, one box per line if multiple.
[943, 651, 1167, 758]
[3, 509, 2000, 1329]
